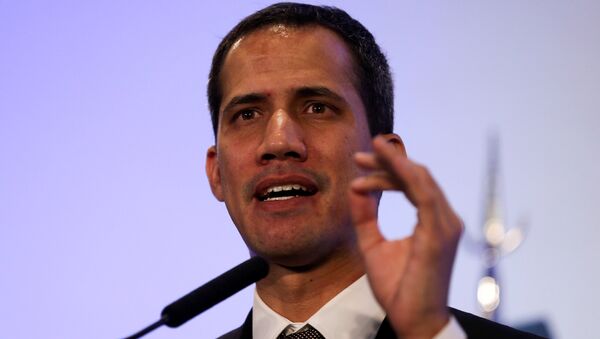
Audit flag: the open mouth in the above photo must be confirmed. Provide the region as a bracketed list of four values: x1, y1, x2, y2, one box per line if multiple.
[257, 184, 317, 201]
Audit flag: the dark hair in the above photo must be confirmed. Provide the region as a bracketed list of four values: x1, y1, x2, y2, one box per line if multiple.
[207, 2, 394, 138]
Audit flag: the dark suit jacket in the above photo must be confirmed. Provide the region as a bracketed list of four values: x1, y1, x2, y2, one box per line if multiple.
[218, 308, 546, 339]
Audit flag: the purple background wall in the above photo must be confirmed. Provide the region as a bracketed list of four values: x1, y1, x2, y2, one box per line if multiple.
[1, 1, 598, 338]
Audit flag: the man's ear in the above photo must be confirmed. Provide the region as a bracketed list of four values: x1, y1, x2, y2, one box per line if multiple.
[206, 145, 225, 201]
[380, 133, 407, 157]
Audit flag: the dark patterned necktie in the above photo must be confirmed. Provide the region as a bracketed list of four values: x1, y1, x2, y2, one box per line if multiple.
[277, 324, 325, 339]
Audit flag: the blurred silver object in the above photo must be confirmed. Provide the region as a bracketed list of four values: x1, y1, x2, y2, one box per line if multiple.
[471, 133, 528, 321]
[465, 133, 552, 337]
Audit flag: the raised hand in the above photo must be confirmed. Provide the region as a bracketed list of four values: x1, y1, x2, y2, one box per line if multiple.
[349, 135, 463, 339]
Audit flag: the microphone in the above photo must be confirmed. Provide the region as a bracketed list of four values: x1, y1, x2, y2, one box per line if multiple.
[123, 256, 269, 339]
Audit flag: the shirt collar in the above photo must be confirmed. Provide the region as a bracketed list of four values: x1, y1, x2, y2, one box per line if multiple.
[253, 275, 385, 339]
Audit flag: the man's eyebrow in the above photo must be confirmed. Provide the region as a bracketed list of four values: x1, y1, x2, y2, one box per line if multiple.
[222, 87, 346, 114]
[295, 86, 346, 103]
[222, 93, 267, 114]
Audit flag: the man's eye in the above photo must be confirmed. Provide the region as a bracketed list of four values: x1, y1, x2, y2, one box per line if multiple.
[308, 103, 327, 114]
[238, 110, 257, 120]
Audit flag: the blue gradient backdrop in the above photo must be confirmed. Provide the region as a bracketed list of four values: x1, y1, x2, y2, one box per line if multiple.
[1, 1, 598, 338]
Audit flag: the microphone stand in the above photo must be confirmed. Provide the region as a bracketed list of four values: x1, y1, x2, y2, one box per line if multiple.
[122, 256, 269, 339]
[124, 317, 166, 339]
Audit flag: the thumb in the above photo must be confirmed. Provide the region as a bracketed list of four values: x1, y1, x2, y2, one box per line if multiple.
[349, 189, 385, 252]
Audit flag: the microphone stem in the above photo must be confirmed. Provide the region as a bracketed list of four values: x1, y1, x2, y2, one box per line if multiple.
[123, 315, 167, 339]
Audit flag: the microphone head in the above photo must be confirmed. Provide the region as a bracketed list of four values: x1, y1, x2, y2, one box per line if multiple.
[161, 256, 269, 327]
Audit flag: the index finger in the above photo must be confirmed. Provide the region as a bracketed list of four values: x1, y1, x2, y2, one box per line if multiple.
[372, 136, 460, 233]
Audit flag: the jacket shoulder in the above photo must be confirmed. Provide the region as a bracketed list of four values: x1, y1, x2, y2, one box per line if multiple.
[450, 308, 547, 338]
[217, 310, 252, 339]
[217, 326, 243, 339]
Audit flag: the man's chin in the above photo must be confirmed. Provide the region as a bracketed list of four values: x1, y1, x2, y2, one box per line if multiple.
[248, 244, 330, 271]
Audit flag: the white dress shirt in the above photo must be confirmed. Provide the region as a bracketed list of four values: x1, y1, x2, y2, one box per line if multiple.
[253, 275, 465, 339]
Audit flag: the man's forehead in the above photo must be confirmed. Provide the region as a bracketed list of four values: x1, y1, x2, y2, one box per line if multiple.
[220, 24, 358, 94]
[227, 24, 350, 59]
[231, 24, 296, 48]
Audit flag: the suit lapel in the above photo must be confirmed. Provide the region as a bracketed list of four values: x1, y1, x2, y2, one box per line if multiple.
[217, 310, 252, 339]
[238, 310, 253, 339]
[374, 317, 396, 339]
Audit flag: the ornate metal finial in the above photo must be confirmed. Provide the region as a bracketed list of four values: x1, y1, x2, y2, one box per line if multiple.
[474, 132, 526, 321]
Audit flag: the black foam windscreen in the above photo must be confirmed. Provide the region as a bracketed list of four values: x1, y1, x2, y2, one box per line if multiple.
[161, 256, 269, 327]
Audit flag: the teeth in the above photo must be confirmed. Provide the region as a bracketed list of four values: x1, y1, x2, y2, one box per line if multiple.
[265, 184, 307, 194]
[265, 196, 295, 201]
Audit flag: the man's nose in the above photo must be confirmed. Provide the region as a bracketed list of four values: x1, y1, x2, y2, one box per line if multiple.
[256, 109, 307, 163]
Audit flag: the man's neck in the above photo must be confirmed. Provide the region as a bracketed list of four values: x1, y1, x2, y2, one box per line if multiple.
[256, 248, 365, 322]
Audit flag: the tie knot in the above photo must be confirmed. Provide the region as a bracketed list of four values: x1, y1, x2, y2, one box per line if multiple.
[277, 324, 325, 339]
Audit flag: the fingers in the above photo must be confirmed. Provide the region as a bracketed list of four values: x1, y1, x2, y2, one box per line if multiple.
[354, 136, 463, 237]
[353, 136, 430, 208]
[351, 172, 398, 193]
[370, 135, 432, 208]
[352, 151, 406, 192]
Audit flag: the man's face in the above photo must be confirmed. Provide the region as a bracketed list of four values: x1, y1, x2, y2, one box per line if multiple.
[206, 25, 373, 267]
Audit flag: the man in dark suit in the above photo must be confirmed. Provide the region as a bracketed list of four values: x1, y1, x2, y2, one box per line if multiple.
[205, 3, 543, 338]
